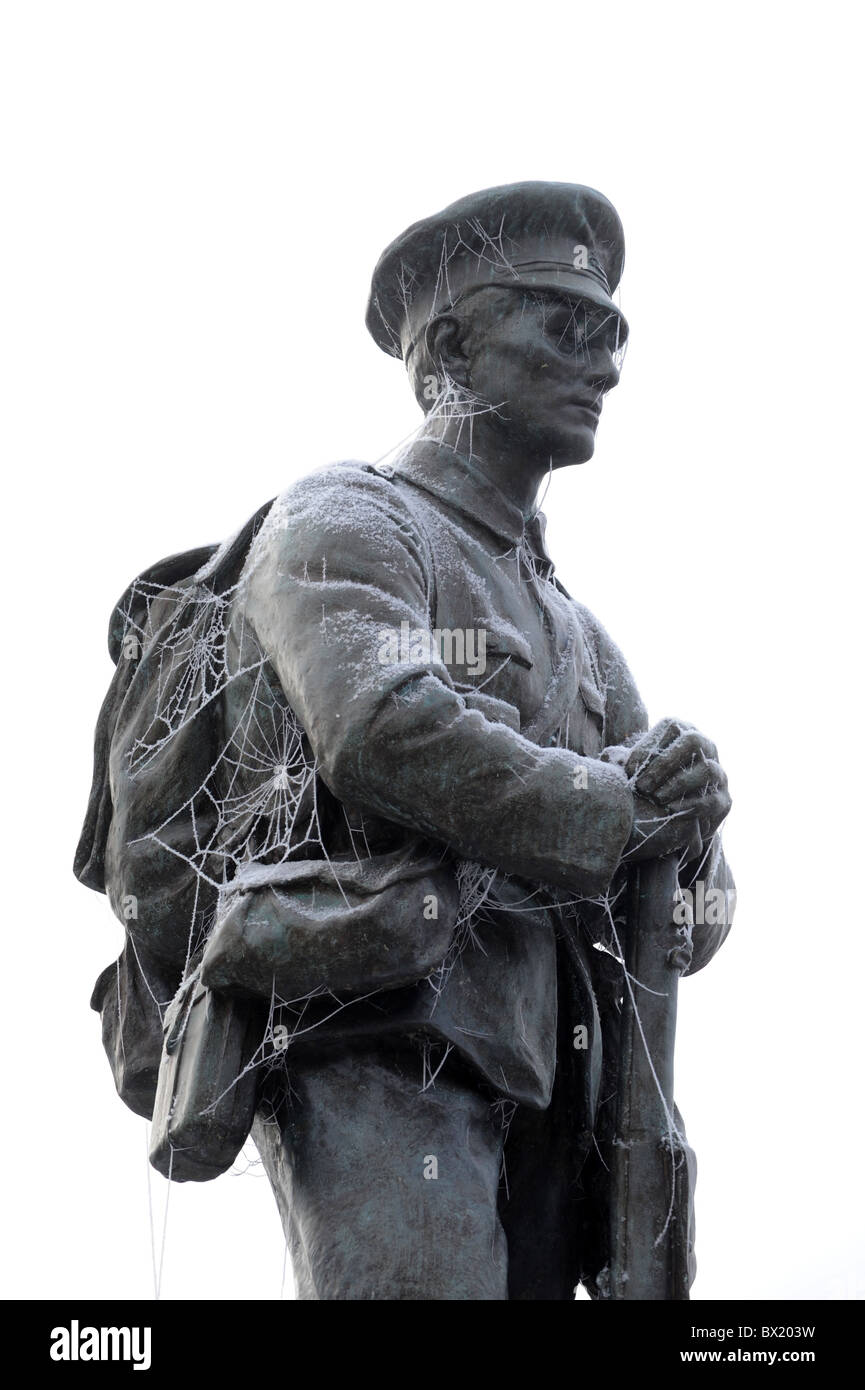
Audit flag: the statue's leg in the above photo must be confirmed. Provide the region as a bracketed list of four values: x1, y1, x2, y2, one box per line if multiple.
[499, 1093, 584, 1300]
[499, 941, 596, 1300]
[252, 1038, 508, 1300]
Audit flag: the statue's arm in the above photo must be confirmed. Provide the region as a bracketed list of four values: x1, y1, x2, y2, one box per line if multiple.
[243, 465, 634, 898]
[680, 836, 735, 974]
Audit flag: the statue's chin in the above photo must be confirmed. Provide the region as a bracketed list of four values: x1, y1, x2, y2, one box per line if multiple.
[552, 427, 597, 469]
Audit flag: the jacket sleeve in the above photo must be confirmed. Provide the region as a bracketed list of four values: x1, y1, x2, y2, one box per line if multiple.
[242, 464, 634, 898]
[680, 836, 735, 975]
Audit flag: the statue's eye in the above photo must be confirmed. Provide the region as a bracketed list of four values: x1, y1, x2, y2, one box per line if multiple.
[543, 309, 587, 354]
[542, 301, 628, 362]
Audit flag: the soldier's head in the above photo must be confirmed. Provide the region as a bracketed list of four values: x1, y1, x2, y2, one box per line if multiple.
[367, 182, 628, 469]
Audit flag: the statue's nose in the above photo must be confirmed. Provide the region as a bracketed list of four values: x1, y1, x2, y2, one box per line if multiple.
[587, 345, 621, 394]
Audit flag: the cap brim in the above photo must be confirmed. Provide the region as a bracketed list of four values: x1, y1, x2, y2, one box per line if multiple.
[489, 267, 628, 338]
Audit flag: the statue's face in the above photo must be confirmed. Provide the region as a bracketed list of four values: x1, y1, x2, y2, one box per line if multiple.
[465, 290, 626, 466]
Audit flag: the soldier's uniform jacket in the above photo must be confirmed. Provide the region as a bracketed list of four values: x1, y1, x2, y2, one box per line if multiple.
[217, 439, 731, 1100]
[77, 439, 734, 1134]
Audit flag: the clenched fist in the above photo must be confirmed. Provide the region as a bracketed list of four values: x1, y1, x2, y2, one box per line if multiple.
[602, 717, 732, 864]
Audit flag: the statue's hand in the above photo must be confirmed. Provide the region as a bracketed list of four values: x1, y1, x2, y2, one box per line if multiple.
[613, 718, 732, 864]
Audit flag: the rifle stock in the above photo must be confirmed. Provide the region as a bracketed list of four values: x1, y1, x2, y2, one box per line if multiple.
[607, 854, 690, 1300]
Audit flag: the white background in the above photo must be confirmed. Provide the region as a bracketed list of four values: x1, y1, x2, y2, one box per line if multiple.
[1, 0, 862, 1301]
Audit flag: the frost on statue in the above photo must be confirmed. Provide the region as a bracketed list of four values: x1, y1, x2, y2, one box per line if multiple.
[75, 181, 735, 1301]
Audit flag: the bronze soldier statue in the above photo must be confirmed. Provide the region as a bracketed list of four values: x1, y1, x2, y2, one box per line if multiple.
[76, 182, 734, 1300]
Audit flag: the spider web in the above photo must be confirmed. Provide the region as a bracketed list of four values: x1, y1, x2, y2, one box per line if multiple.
[116, 539, 510, 1075]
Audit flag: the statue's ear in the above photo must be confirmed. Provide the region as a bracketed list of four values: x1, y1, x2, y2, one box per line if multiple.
[425, 313, 470, 389]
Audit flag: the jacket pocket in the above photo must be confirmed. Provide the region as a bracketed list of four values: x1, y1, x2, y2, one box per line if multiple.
[482, 620, 534, 671]
[200, 841, 460, 1000]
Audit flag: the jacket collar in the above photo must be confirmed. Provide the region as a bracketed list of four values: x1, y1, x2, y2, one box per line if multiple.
[392, 438, 555, 574]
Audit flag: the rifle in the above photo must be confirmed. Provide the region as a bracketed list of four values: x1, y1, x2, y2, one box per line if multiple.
[607, 854, 694, 1299]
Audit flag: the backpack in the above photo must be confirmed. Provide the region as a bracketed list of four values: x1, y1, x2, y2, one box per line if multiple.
[75, 500, 274, 1122]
